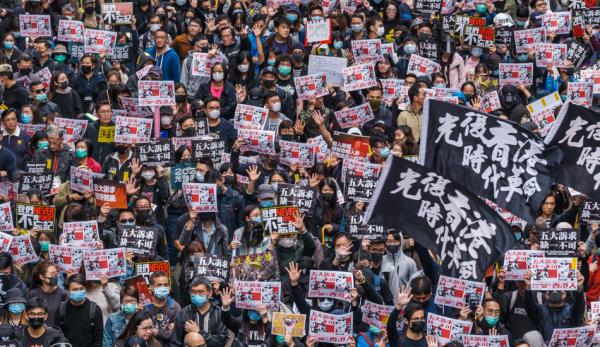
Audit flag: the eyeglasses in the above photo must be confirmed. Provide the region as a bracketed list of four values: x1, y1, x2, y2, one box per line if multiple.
[28, 312, 46, 318]
[33, 89, 46, 94]
[119, 219, 135, 224]
[190, 289, 208, 295]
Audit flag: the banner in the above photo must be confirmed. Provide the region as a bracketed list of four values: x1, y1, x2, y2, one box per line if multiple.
[513, 27, 545, 54]
[308, 311, 353, 344]
[186, 254, 228, 282]
[294, 74, 328, 100]
[347, 212, 385, 240]
[233, 104, 268, 130]
[462, 335, 511, 347]
[19, 15, 51, 38]
[272, 312, 306, 337]
[545, 102, 600, 202]
[503, 249, 544, 281]
[547, 326, 595, 347]
[170, 163, 195, 190]
[434, 275, 486, 309]
[114, 116, 152, 144]
[427, 313, 473, 345]
[191, 136, 226, 167]
[9, 234, 37, 265]
[19, 172, 53, 195]
[342, 159, 381, 202]
[119, 225, 158, 255]
[365, 157, 515, 280]
[279, 141, 314, 167]
[342, 63, 377, 92]
[70, 166, 93, 194]
[136, 141, 175, 166]
[60, 221, 99, 245]
[308, 270, 354, 302]
[331, 131, 370, 162]
[138, 80, 175, 106]
[93, 179, 127, 209]
[276, 184, 316, 213]
[334, 103, 374, 129]
[234, 281, 280, 310]
[260, 206, 300, 235]
[308, 55, 347, 87]
[419, 99, 559, 223]
[230, 251, 280, 281]
[306, 19, 331, 44]
[101, 2, 133, 25]
[16, 204, 55, 233]
[83, 248, 127, 280]
[407, 54, 441, 77]
[182, 183, 218, 212]
[351, 39, 382, 65]
[499, 63, 534, 86]
[84, 29, 117, 55]
[57, 20, 84, 42]
[539, 228, 579, 257]
[361, 301, 394, 329]
[530, 257, 578, 291]
[238, 129, 276, 155]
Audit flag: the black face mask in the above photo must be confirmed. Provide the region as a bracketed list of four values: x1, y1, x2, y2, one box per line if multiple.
[58, 81, 68, 90]
[116, 145, 128, 154]
[84, 7, 94, 14]
[386, 245, 399, 255]
[81, 65, 93, 74]
[321, 192, 336, 203]
[370, 252, 383, 263]
[410, 321, 425, 333]
[136, 210, 153, 224]
[280, 134, 294, 141]
[262, 79, 275, 89]
[183, 127, 196, 137]
[19, 68, 31, 76]
[139, 0, 149, 5]
[48, 276, 58, 286]
[242, 221, 264, 246]
[175, 95, 186, 103]
[223, 175, 236, 185]
[29, 317, 44, 329]
[199, 212, 214, 221]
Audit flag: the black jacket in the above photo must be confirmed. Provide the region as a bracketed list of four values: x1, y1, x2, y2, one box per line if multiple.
[34, 146, 74, 183]
[169, 304, 228, 347]
[193, 81, 238, 120]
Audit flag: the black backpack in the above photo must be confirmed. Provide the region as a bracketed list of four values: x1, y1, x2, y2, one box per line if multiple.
[58, 301, 97, 329]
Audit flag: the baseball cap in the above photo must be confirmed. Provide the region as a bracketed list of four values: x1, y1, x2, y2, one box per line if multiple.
[257, 183, 275, 200]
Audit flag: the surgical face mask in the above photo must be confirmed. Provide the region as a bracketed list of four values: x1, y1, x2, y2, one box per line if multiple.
[251, 216, 262, 223]
[386, 245, 399, 254]
[176, 0, 187, 5]
[471, 47, 483, 57]
[271, 102, 281, 112]
[8, 303, 25, 314]
[70, 290, 86, 302]
[161, 116, 173, 125]
[213, 72, 224, 81]
[75, 148, 87, 159]
[318, 298, 334, 311]
[369, 325, 382, 335]
[81, 65, 92, 74]
[208, 109, 221, 119]
[37, 141, 49, 150]
[35, 93, 48, 103]
[154, 286, 170, 299]
[515, 20, 526, 28]
[247, 310, 261, 321]
[379, 147, 391, 157]
[371, 252, 383, 263]
[39, 241, 49, 252]
[20, 113, 32, 124]
[150, 24, 161, 32]
[404, 44, 416, 54]
[238, 64, 249, 73]
[279, 237, 297, 248]
[263, 79, 275, 88]
[376, 27, 385, 37]
[29, 317, 44, 329]
[351, 24, 363, 32]
[3, 42, 13, 50]
[191, 294, 207, 307]
[560, 94, 567, 102]
[516, 53, 529, 62]
[484, 316, 499, 326]
[410, 320, 425, 333]
[54, 54, 67, 63]
[47, 276, 58, 286]
[267, 59, 275, 66]
[196, 171, 205, 182]
[333, 41, 343, 50]
[141, 171, 155, 180]
[476, 3, 487, 14]
[121, 303, 137, 315]
[433, 82, 446, 88]
[312, 15, 323, 21]
[19, 68, 31, 76]
[260, 200, 275, 208]
[514, 232, 522, 241]
[286, 13, 298, 22]
[276, 335, 286, 345]
[121, 220, 135, 227]
[278, 66, 292, 76]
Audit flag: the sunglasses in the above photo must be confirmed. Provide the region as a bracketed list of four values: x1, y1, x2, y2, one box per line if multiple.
[119, 219, 135, 223]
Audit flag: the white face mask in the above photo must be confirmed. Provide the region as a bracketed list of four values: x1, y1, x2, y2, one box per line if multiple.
[376, 27, 385, 37]
[141, 171, 155, 180]
[213, 72, 224, 81]
[271, 102, 281, 112]
[238, 64, 249, 73]
[160, 116, 173, 125]
[149, 24, 161, 32]
[279, 237, 297, 248]
[208, 109, 220, 119]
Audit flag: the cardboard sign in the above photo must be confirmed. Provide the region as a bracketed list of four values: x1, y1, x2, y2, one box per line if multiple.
[381, 79, 404, 104]
[19, 172, 53, 195]
[238, 129, 276, 155]
[84, 29, 117, 55]
[342, 63, 377, 92]
[534, 43, 568, 68]
[138, 80, 175, 107]
[307, 135, 330, 163]
[306, 19, 331, 44]
[120, 96, 153, 117]
[530, 257, 578, 291]
[308, 270, 354, 302]
[229, 251, 280, 281]
[233, 104, 269, 130]
[58, 20, 84, 42]
[539, 228, 579, 257]
[427, 313, 473, 345]
[136, 140, 175, 166]
[308, 311, 353, 344]
[93, 179, 127, 209]
[260, 206, 300, 235]
[182, 183, 218, 212]
[70, 166, 93, 194]
[114, 116, 152, 144]
[60, 221, 99, 245]
[514, 27, 545, 54]
[407, 54, 441, 77]
[308, 55, 347, 87]
[119, 225, 159, 255]
[272, 312, 306, 337]
[480, 91, 502, 113]
[9, 234, 37, 265]
[234, 281, 281, 310]
[83, 248, 127, 280]
[186, 254, 228, 282]
[0, 203, 13, 232]
[434, 276, 486, 309]
[361, 300, 395, 329]
[53, 118, 87, 143]
[499, 63, 534, 87]
[503, 250, 545, 281]
[19, 15, 51, 38]
[294, 74, 328, 101]
[16, 204, 55, 232]
[351, 39, 382, 64]
[102, 2, 133, 25]
[579, 69, 600, 94]
[331, 131, 370, 162]
[279, 141, 314, 168]
[334, 103, 374, 129]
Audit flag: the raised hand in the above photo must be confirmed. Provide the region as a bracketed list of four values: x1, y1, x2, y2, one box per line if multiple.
[246, 165, 261, 182]
[125, 177, 140, 195]
[286, 261, 301, 286]
[292, 211, 305, 231]
[396, 285, 413, 310]
[130, 158, 142, 176]
[220, 287, 235, 308]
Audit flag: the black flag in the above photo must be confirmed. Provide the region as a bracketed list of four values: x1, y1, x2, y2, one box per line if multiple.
[364, 156, 515, 281]
[419, 99, 561, 223]
[544, 101, 600, 202]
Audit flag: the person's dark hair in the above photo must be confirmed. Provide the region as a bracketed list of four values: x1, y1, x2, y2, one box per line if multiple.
[150, 271, 168, 285]
[242, 204, 259, 221]
[263, 90, 279, 104]
[196, 156, 215, 169]
[203, 96, 221, 107]
[397, 125, 416, 147]
[1, 108, 17, 120]
[120, 285, 139, 301]
[64, 203, 87, 222]
[66, 273, 87, 289]
[33, 37, 50, 48]
[190, 276, 212, 293]
[516, 5, 529, 18]
[219, 26, 235, 40]
[125, 336, 148, 347]
[273, 16, 292, 28]
[365, 15, 383, 33]
[275, 54, 292, 67]
[0, 67, 13, 80]
[26, 297, 48, 313]
[367, 85, 382, 94]
[407, 83, 422, 103]
[0, 252, 13, 271]
[352, 249, 371, 263]
[513, 339, 529, 347]
[32, 261, 57, 288]
[75, 138, 94, 156]
[403, 302, 424, 320]
[410, 276, 432, 295]
[369, 131, 389, 148]
[18, 54, 33, 65]
[482, 298, 499, 307]
[117, 311, 154, 342]
[278, 119, 294, 133]
[81, 54, 97, 65]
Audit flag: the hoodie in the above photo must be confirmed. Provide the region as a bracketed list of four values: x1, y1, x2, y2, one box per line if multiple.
[146, 46, 181, 83]
[381, 234, 418, 301]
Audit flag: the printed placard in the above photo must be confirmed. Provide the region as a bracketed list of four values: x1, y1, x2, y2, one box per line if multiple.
[347, 212, 386, 240]
[120, 96, 153, 117]
[462, 26, 495, 48]
[114, 116, 152, 144]
[98, 125, 115, 143]
[233, 104, 269, 130]
[138, 80, 175, 106]
[84, 29, 117, 55]
[531, 107, 557, 137]
[34, 67, 52, 90]
[238, 129, 276, 155]
[427, 313, 473, 345]
[342, 159, 381, 202]
[53, 117, 87, 143]
[272, 312, 306, 337]
[308, 311, 353, 344]
[453, 15, 486, 37]
[306, 19, 331, 44]
[530, 257, 578, 291]
[191, 53, 211, 77]
[9, 234, 37, 265]
[294, 74, 328, 100]
[134, 260, 171, 286]
[182, 183, 218, 212]
[136, 141, 175, 166]
[567, 81, 593, 107]
[499, 63, 534, 87]
[579, 69, 600, 94]
[276, 184, 316, 213]
[462, 335, 511, 347]
[16, 204, 55, 233]
[361, 300, 394, 328]
[58, 20, 84, 42]
[334, 103, 374, 129]
[279, 141, 314, 167]
[418, 38, 439, 60]
[191, 135, 226, 167]
[83, 248, 127, 280]
[49, 243, 98, 272]
[308, 270, 354, 302]
[542, 11, 571, 35]
[107, 44, 131, 61]
[342, 63, 377, 92]
[234, 281, 281, 310]
[539, 228, 579, 257]
[582, 200, 600, 224]
[351, 39, 382, 64]
[61, 221, 99, 245]
[230, 251, 280, 281]
[480, 91, 502, 113]
[0, 203, 13, 232]
[591, 301, 600, 320]
[534, 43, 568, 68]
[407, 54, 441, 77]
[93, 179, 127, 209]
[260, 206, 300, 235]
[503, 250, 545, 281]
[434, 276, 486, 309]
[19, 15, 51, 38]
[186, 254, 228, 282]
[119, 225, 159, 255]
[414, 0, 442, 14]
[308, 55, 347, 87]
[18, 171, 53, 195]
[567, 41, 587, 66]
[548, 326, 595, 347]
[102, 2, 133, 25]
[170, 163, 195, 190]
[308, 135, 330, 163]
[513, 27, 545, 54]
[70, 166, 93, 194]
[331, 131, 370, 162]
[381, 79, 404, 104]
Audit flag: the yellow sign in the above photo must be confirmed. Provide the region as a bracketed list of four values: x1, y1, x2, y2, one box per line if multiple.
[98, 126, 115, 143]
[271, 312, 306, 337]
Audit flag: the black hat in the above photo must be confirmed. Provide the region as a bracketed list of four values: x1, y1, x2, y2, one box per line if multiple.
[260, 66, 277, 78]
[159, 106, 173, 116]
[4, 288, 26, 305]
[246, 87, 265, 107]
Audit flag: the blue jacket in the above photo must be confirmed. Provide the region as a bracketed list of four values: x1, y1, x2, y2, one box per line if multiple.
[217, 187, 245, 241]
[103, 311, 129, 347]
[146, 47, 181, 83]
[1, 129, 30, 170]
[0, 145, 18, 179]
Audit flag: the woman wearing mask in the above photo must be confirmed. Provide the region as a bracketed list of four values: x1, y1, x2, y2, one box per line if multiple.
[194, 62, 237, 119]
[71, 54, 108, 113]
[104, 286, 140, 347]
[347, 13, 367, 41]
[230, 205, 273, 256]
[229, 52, 258, 90]
[330, 32, 351, 58]
[48, 71, 82, 118]
[376, 55, 400, 79]
[382, 2, 403, 42]
[0, 288, 28, 333]
[138, 165, 170, 228]
[174, 83, 191, 115]
[20, 104, 42, 126]
[116, 311, 161, 347]
[387, 301, 427, 347]
[28, 261, 67, 326]
[473, 64, 497, 94]
[74, 139, 101, 173]
[221, 287, 273, 347]
[0, 33, 22, 70]
[81, 0, 101, 29]
[431, 72, 448, 89]
[308, 178, 345, 259]
[284, 4, 303, 43]
[366, 16, 386, 39]
[97, 70, 123, 109]
[177, 241, 207, 306]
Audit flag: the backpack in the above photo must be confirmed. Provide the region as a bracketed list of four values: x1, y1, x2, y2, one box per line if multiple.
[358, 332, 374, 347]
[58, 300, 97, 329]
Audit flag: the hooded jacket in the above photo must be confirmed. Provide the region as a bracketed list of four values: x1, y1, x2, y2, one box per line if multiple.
[146, 46, 181, 83]
[381, 234, 418, 301]
[170, 303, 228, 347]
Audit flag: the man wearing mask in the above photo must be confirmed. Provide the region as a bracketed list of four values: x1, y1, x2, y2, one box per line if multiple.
[204, 97, 237, 151]
[178, 209, 229, 257]
[102, 144, 138, 183]
[361, 86, 393, 136]
[254, 67, 294, 118]
[159, 106, 176, 138]
[263, 91, 291, 131]
[34, 125, 73, 183]
[476, 298, 512, 340]
[29, 79, 59, 120]
[146, 29, 180, 82]
[216, 171, 245, 237]
[55, 274, 103, 347]
[30, 38, 56, 74]
[20, 298, 68, 346]
[369, 132, 391, 165]
[0, 64, 28, 110]
[381, 232, 418, 302]
[499, 84, 529, 123]
[134, 197, 169, 260]
[170, 276, 228, 347]
[145, 271, 181, 346]
[397, 83, 425, 144]
[84, 101, 116, 163]
[13, 55, 34, 80]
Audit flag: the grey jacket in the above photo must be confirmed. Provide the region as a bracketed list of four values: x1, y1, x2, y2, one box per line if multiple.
[380, 233, 418, 301]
